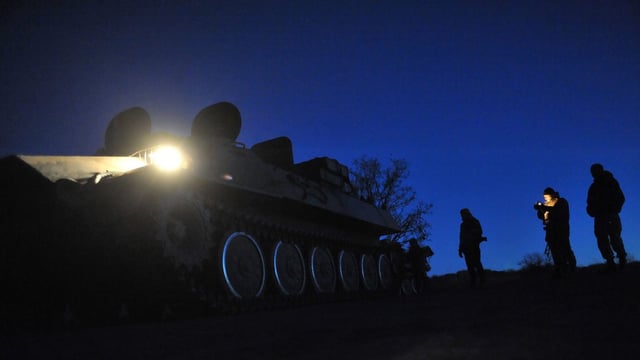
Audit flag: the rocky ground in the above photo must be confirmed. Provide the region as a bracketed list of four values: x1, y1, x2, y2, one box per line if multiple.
[2, 262, 639, 359]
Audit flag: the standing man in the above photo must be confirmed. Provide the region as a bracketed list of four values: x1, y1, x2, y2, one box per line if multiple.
[407, 238, 433, 292]
[535, 187, 577, 276]
[458, 208, 486, 286]
[587, 163, 627, 271]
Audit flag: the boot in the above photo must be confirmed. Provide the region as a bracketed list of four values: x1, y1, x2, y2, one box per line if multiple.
[605, 258, 616, 273]
[618, 256, 627, 270]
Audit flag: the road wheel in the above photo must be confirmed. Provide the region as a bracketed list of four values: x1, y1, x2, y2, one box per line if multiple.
[360, 254, 379, 291]
[273, 241, 306, 296]
[220, 232, 266, 299]
[377, 253, 394, 290]
[338, 250, 360, 292]
[310, 246, 336, 294]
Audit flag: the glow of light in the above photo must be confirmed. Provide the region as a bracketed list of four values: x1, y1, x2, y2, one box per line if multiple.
[149, 146, 184, 171]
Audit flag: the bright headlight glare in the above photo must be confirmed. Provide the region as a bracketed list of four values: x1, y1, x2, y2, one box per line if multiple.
[149, 146, 184, 171]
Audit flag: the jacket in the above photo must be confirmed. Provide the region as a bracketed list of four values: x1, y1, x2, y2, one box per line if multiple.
[587, 171, 625, 218]
[459, 216, 483, 253]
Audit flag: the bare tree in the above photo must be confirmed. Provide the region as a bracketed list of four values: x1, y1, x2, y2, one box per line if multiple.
[350, 156, 432, 246]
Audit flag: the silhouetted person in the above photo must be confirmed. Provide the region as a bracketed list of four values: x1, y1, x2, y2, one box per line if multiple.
[534, 187, 576, 277]
[407, 238, 431, 288]
[458, 208, 486, 286]
[587, 163, 627, 271]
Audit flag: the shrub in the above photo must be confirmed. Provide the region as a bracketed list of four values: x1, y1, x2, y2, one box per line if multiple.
[518, 252, 551, 271]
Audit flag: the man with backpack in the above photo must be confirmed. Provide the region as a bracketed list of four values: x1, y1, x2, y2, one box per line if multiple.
[587, 163, 627, 271]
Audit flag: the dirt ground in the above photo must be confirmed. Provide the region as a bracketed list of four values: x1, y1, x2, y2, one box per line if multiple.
[2, 262, 639, 360]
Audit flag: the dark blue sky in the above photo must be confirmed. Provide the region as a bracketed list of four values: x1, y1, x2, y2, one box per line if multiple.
[2, 0, 639, 275]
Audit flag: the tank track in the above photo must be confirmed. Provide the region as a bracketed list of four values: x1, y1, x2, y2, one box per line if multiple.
[178, 193, 400, 316]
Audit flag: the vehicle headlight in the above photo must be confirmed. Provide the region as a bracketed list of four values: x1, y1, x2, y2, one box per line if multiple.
[149, 146, 185, 171]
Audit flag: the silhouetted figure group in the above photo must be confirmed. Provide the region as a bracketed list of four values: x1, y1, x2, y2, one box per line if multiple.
[532, 163, 627, 277]
[533, 163, 626, 277]
[457, 163, 627, 285]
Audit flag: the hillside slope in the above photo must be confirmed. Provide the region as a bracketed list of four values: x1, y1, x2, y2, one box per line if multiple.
[2, 262, 639, 359]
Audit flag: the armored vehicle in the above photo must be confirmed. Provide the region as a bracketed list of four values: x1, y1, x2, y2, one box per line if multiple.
[0, 102, 402, 327]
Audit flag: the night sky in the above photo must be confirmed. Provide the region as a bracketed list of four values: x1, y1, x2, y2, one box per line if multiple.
[2, 1, 638, 275]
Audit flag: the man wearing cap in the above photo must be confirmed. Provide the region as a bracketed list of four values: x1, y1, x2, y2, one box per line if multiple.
[458, 208, 486, 286]
[535, 187, 576, 276]
[587, 163, 627, 271]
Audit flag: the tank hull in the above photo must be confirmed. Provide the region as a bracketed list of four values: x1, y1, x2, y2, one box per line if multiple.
[1, 150, 403, 329]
